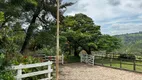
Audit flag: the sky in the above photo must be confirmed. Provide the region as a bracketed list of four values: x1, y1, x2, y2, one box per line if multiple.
[63, 0, 142, 35]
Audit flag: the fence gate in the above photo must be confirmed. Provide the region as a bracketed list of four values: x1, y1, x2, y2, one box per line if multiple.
[80, 54, 94, 65]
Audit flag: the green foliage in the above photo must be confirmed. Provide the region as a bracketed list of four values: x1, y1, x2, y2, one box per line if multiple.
[118, 54, 136, 60]
[98, 35, 121, 52]
[0, 12, 4, 22]
[115, 32, 142, 46]
[115, 32, 142, 54]
[66, 56, 80, 63]
[62, 13, 101, 55]
[0, 54, 15, 80]
[0, 71, 14, 80]
[0, 53, 43, 80]
[0, 26, 25, 53]
[11, 54, 47, 80]
[36, 47, 56, 56]
[11, 54, 41, 65]
[10, 53, 50, 80]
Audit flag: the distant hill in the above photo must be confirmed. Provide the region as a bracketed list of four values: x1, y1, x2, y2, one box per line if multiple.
[115, 32, 142, 45]
[114, 32, 142, 54]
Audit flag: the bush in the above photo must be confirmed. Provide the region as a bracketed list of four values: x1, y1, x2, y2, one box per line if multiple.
[66, 56, 80, 63]
[137, 56, 142, 60]
[118, 54, 136, 60]
[0, 53, 49, 80]
[0, 53, 15, 80]
[36, 47, 56, 56]
[11, 53, 53, 80]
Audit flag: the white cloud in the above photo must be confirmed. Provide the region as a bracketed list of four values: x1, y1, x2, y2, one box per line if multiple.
[101, 23, 142, 35]
[65, 0, 142, 35]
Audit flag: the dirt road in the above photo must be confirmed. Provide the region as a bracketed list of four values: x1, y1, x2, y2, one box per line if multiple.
[59, 63, 142, 80]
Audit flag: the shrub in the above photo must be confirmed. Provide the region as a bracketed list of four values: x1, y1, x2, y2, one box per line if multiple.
[0, 53, 15, 80]
[36, 47, 56, 56]
[11, 54, 51, 80]
[118, 54, 136, 60]
[137, 56, 142, 60]
[0, 53, 50, 80]
[66, 56, 80, 63]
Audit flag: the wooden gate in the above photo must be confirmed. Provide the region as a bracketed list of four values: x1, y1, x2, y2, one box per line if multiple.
[80, 54, 94, 65]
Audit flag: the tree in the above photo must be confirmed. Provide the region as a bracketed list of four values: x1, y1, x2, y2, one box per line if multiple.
[19, 0, 73, 53]
[30, 22, 57, 51]
[0, 0, 22, 28]
[97, 35, 121, 53]
[61, 13, 101, 56]
[0, 25, 25, 54]
[0, 0, 73, 54]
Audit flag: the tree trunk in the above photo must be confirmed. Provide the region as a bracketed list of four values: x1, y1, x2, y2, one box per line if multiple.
[20, 10, 40, 54]
[85, 47, 91, 55]
[74, 44, 79, 57]
[88, 47, 91, 54]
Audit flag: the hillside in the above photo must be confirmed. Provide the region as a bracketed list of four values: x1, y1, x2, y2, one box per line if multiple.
[115, 32, 142, 54]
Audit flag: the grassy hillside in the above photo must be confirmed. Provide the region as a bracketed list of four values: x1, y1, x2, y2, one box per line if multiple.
[115, 32, 142, 55]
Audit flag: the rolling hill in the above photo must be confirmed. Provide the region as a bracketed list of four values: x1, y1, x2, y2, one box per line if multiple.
[115, 32, 142, 54]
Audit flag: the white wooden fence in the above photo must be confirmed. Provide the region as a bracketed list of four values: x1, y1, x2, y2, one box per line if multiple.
[80, 54, 94, 65]
[12, 61, 53, 80]
[43, 54, 64, 64]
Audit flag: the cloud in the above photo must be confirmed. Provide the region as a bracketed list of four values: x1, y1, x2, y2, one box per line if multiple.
[103, 23, 142, 35]
[108, 0, 121, 6]
[64, 0, 142, 35]
[100, 16, 142, 35]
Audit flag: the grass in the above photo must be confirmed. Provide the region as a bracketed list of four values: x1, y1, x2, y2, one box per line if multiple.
[95, 58, 142, 72]
[66, 56, 80, 63]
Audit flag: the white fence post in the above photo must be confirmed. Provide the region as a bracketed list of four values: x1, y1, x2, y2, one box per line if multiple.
[85, 54, 88, 63]
[80, 54, 82, 62]
[48, 62, 51, 79]
[17, 64, 22, 80]
[62, 54, 64, 64]
[92, 55, 94, 65]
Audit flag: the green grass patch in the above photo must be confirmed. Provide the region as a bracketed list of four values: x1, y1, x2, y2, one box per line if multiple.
[122, 63, 133, 70]
[111, 60, 120, 68]
[136, 66, 142, 72]
[94, 58, 142, 72]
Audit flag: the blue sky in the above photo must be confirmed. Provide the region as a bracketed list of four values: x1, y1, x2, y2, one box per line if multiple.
[63, 0, 142, 35]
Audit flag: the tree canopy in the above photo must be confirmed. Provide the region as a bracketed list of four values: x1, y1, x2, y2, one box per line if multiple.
[0, 0, 73, 54]
[61, 13, 120, 56]
[0, 1, 121, 57]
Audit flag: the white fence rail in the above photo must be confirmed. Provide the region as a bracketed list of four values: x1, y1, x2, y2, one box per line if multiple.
[43, 54, 64, 64]
[81, 54, 94, 65]
[12, 61, 53, 80]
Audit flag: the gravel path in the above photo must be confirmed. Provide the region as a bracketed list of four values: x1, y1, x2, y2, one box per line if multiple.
[59, 63, 142, 80]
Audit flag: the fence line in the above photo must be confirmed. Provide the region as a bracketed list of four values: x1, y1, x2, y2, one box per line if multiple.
[42, 54, 64, 64]
[81, 54, 142, 72]
[94, 56, 142, 72]
[12, 61, 53, 80]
